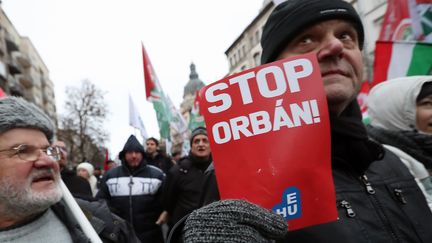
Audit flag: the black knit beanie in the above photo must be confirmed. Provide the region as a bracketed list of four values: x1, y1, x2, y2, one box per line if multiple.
[190, 126, 208, 146]
[416, 82, 432, 102]
[261, 0, 364, 64]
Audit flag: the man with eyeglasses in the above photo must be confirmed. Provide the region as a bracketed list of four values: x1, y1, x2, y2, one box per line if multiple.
[0, 96, 139, 243]
[52, 140, 93, 199]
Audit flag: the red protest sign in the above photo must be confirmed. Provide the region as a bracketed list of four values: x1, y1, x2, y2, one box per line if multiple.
[199, 52, 337, 230]
[0, 87, 6, 98]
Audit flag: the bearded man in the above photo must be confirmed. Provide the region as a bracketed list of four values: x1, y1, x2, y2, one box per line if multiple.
[0, 96, 139, 243]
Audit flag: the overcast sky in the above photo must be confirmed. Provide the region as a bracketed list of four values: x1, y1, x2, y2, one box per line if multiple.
[2, 0, 265, 157]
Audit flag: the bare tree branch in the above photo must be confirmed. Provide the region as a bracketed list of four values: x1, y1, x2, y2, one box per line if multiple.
[58, 79, 109, 167]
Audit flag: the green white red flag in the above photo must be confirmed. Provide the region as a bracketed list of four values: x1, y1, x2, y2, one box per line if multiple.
[188, 91, 205, 130]
[372, 41, 432, 85]
[357, 81, 371, 124]
[141, 43, 171, 139]
[379, 0, 432, 42]
[373, 1, 432, 85]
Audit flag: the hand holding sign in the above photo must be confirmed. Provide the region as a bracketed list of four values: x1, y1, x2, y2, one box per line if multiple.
[199, 53, 337, 230]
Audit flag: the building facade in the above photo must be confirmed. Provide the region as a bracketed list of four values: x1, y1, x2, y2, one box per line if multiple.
[225, 0, 389, 81]
[0, 5, 57, 124]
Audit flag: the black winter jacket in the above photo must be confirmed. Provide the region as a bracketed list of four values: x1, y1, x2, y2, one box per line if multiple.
[162, 155, 211, 227]
[145, 151, 173, 174]
[282, 148, 432, 242]
[281, 101, 432, 242]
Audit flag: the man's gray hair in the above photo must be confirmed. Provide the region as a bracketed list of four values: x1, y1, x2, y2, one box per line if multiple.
[0, 96, 55, 141]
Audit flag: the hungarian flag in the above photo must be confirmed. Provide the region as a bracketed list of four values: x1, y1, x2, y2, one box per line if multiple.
[357, 81, 371, 124]
[188, 90, 205, 130]
[379, 0, 432, 42]
[142, 43, 171, 139]
[372, 41, 432, 85]
[166, 95, 188, 134]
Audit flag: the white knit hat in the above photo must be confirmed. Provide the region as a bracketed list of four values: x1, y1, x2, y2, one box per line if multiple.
[77, 162, 94, 176]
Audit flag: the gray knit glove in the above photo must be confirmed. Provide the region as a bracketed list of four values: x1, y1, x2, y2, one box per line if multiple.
[183, 199, 288, 242]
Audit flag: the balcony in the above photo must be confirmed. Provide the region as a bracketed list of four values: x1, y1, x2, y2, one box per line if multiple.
[8, 59, 22, 75]
[5, 38, 19, 53]
[13, 52, 31, 68]
[7, 75, 24, 96]
[16, 73, 34, 88]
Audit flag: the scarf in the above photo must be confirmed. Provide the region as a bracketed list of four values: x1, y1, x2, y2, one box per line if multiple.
[189, 154, 212, 172]
[330, 101, 384, 173]
[367, 125, 432, 169]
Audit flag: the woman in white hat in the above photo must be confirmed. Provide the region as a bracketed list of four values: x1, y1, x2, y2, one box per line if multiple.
[77, 162, 98, 196]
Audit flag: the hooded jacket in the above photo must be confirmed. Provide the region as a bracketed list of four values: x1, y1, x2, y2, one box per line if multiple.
[367, 76, 432, 210]
[97, 135, 165, 242]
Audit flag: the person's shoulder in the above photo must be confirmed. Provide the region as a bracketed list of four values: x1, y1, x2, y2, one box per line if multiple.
[368, 146, 414, 180]
[75, 199, 140, 242]
[205, 162, 215, 174]
[171, 157, 193, 174]
[146, 164, 165, 177]
[104, 166, 122, 178]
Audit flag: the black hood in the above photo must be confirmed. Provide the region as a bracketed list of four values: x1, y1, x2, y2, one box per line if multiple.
[118, 135, 146, 162]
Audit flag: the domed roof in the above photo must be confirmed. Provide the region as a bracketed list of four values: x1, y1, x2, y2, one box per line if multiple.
[183, 63, 205, 98]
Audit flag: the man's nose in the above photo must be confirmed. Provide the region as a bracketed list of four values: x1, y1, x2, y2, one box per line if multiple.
[317, 35, 344, 61]
[34, 151, 58, 169]
[198, 140, 206, 146]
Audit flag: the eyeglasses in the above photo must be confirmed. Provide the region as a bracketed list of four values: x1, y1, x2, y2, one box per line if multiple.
[56, 146, 67, 154]
[0, 144, 61, 162]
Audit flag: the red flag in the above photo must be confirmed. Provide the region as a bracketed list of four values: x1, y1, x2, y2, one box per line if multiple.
[193, 90, 200, 109]
[142, 43, 156, 100]
[0, 87, 6, 98]
[103, 148, 109, 171]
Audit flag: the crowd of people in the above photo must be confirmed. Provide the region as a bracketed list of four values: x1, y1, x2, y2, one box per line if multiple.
[1, 0, 432, 242]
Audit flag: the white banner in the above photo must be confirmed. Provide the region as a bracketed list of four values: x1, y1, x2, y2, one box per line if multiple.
[129, 94, 149, 139]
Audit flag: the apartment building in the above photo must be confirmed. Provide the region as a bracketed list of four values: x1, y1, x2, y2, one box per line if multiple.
[0, 5, 57, 124]
[225, 0, 389, 80]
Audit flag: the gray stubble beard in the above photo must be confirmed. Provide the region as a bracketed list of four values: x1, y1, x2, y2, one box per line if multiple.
[0, 169, 63, 220]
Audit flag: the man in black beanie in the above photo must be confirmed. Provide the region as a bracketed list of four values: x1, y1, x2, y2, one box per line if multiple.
[180, 0, 432, 242]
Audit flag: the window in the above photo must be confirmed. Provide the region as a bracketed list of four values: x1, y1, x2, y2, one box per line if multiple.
[253, 52, 261, 67]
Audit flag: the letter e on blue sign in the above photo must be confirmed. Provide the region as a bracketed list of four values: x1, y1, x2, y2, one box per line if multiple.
[273, 187, 302, 220]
